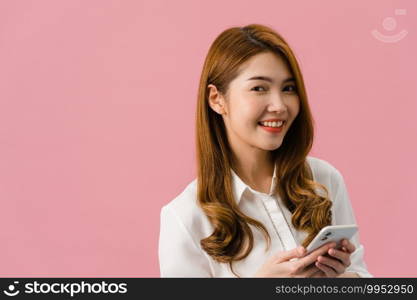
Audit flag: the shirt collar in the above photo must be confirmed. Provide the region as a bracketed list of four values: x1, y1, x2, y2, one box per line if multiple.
[231, 160, 278, 204]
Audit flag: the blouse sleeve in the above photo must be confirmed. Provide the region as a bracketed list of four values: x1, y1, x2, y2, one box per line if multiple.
[331, 169, 373, 278]
[158, 205, 213, 277]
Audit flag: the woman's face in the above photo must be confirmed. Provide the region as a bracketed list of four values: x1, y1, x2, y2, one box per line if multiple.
[208, 51, 300, 152]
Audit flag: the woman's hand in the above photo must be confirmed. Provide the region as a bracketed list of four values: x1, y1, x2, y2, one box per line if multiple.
[254, 242, 337, 278]
[312, 239, 356, 277]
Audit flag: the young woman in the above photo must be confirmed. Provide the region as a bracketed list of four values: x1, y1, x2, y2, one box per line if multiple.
[158, 24, 372, 278]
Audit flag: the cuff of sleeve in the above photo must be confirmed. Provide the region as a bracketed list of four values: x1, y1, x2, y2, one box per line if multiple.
[357, 271, 373, 278]
[347, 269, 373, 278]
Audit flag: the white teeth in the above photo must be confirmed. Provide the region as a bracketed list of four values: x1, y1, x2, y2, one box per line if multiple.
[260, 121, 283, 128]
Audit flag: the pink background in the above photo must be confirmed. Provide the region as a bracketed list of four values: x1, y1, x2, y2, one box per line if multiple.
[0, 0, 416, 277]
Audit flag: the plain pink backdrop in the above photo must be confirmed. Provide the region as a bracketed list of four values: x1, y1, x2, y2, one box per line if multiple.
[0, 0, 416, 277]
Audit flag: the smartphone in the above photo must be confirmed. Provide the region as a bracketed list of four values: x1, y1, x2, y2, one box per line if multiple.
[305, 224, 358, 254]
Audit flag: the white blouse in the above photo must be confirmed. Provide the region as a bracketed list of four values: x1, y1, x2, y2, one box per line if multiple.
[158, 156, 373, 277]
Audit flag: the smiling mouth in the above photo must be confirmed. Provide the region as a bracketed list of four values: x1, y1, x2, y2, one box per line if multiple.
[257, 120, 285, 128]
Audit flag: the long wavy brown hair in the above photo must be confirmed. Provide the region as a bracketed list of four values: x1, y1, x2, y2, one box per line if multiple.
[195, 24, 332, 277]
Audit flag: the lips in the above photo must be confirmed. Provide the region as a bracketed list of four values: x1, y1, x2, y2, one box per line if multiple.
[258, 122, 284, 133]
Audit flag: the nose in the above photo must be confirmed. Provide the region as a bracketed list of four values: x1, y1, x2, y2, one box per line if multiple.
[267, 91, 287, 113]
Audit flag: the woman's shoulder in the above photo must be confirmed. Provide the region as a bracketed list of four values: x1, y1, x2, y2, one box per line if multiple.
[307, 155, 343, 176]
[161, 178, 212, 237]
[163, 178, 198, 212]
[306, 155, 345, 193]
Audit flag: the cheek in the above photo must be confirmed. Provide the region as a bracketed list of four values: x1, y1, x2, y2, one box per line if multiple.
[241, 100, 264, 124]
[291, 97, 301, 114]
[284, 98, 300, 124]
[230, 98, 262, 126]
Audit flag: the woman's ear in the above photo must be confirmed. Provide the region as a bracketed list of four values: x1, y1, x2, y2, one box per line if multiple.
[207, 84, 227, 115]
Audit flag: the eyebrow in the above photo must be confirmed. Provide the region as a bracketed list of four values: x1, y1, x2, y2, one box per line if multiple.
[246, 76, 295, 83]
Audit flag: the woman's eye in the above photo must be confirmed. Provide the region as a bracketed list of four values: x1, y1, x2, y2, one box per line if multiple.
[251, 86, 267, 92]
[283, 84, 297, 93]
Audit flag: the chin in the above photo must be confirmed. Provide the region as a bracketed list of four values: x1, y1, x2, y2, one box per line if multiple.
[262, 142, 283, 151]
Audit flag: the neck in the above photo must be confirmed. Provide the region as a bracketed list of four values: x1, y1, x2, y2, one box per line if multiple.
[231, 147, 275, 188]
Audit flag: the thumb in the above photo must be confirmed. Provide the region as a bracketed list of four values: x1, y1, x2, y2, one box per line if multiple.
[275, 246, 306, 263]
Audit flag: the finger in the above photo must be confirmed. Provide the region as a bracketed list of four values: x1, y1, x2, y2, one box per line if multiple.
[341, 239, 356, 254]
[274, 246, 306, 263]
[296, 242, 336, 269]
[315, 261, 337, 277]
[300, 264, 321, 278]
[317, 255, 345, 274]
[310, 269, 325, 278]
[328, 248, 351, 267]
